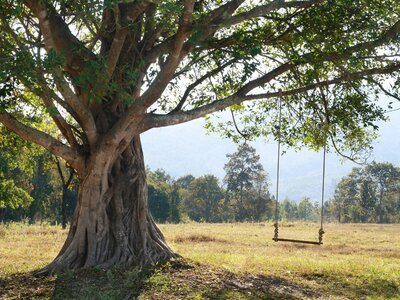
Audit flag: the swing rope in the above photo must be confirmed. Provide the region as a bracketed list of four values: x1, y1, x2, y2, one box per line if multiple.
[319, 144, 326, 244]
[273, 89, 283, 242]
[273, 89, 325, 245]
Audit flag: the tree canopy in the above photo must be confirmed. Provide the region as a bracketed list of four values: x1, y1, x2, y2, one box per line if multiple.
[224, 143, 270, 221]
[1, 0, 400, 165]
[327, 162, 400, 223]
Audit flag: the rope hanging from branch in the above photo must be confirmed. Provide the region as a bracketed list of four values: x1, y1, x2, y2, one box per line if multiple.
[230, 108, 250, 143]
[273, 88, 326, 246]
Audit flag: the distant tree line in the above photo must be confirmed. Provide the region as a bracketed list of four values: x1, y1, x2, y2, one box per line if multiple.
[0, 128, 77, 225]
[1, 142, 275, 224]
[324, 162, 400, 223]
[278, 163, 400, 224]
[278, 197, 322, 222]
[147, 144, 274, 223]
[1, 127, 399, 225]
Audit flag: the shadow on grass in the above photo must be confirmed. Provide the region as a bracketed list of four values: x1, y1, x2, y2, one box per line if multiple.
[0, 271, 56, 299]
[130, 260, 317, 300]
[0, 265, 153, 300]
[0, 260, 309, 300]
[301, 271, 400, 299]
[0, 259, 398, 299]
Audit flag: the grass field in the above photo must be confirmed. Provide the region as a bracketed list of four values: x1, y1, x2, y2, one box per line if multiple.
[0, 222, 399, 299]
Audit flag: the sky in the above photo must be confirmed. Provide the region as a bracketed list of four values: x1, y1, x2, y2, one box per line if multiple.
[141, 101, 400, 202]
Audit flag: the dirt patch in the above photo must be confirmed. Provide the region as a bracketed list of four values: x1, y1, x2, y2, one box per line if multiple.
[0, 272, 56, 299]
[174, 234, 229, 244]
[139, 259, 320, 299]
[0, 260, 319, 300]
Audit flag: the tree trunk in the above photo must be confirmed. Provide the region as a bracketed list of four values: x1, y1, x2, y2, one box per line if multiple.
[39, 136, 177, 274]
[378, 188, 384, 224]
[61, 186, 68, 229]
[0, 207, 5, 223]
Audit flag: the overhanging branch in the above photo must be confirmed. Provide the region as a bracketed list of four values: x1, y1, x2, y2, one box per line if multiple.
[145, 63, 400, 129]
[220, 0, 322, 28]
[0, 111, 82, 169]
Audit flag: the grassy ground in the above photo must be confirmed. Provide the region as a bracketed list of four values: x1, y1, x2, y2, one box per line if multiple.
[0, 222, 399, 299]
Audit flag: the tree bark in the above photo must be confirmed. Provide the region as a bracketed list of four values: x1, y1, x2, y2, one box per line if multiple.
[0, 208, 5, 223]
[39, 136, 176, 274]
[61, 186, 68, 230]
[378, 187, 384, 224]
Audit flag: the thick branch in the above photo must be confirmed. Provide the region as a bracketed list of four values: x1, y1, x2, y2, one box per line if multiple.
[145, 63, 400, 129]
[23, 0, 95, 78]
[1, 16, 84, 140]
[106, 27, 129, 78]
[41, 95, 79, 150]
[221, 0, 321, 28]
[133, 0, 196, 112]
[54, 75, 98, 146]
[106, 1, 152, 78]
[99, 1, 198, 152]
[0, 112, 82, 170]
[142, 0, 245, 73]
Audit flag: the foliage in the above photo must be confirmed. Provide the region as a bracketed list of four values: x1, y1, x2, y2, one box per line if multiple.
[148, 184, 171, 223]
[184, 175, 224, 223]
[0, 126, 77, 224]
[147, 168, 182, 223]
[224, 143, 271, 221]
[147, 143, 274, 223]
[325, 162, 400, 223]
[1, 0, 400, 168]
[0, 176, 32, 210]
[297, 197, 318, 221]
[279, 197, 321, 222]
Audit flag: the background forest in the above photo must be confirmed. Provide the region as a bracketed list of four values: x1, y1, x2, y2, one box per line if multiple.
[1, 130, 399, 225]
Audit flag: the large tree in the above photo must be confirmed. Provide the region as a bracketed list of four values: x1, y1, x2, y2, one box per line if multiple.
[224, 143, 270, 221]
[1, 0, 400, 273]
[330, 163, 400, 223]
[365, 162, 399, 223]
[184, 174, 224, 222]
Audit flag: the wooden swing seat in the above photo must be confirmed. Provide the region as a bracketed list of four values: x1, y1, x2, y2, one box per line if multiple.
[273, 237, 322, 245]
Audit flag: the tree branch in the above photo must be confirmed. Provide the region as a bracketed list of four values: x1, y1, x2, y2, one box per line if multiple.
[0, 111, 82, 170]
[54, 74, 98, 146]
[220, 0, 322, 28]
[132, 0, 196, 112]
[170, 58, 238, 113]
[106, 1, 152, 78]
[23, 0, 95, 78]
[237, 18, 400, 96]
[142, 0, 245, 75]
[145, 63, 400, 129]
[41, 94, 79, 150]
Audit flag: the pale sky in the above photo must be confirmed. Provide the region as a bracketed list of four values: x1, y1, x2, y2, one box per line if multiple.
[142, 98, 400, 202]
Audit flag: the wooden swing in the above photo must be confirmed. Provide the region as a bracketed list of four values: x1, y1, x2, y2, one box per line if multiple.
[272, 89, 326, 245]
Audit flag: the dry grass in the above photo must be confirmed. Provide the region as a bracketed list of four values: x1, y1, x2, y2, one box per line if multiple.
[160, 222, 400, 299]
[174, 233, 229, 244]
[0, 222, 399, 299]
